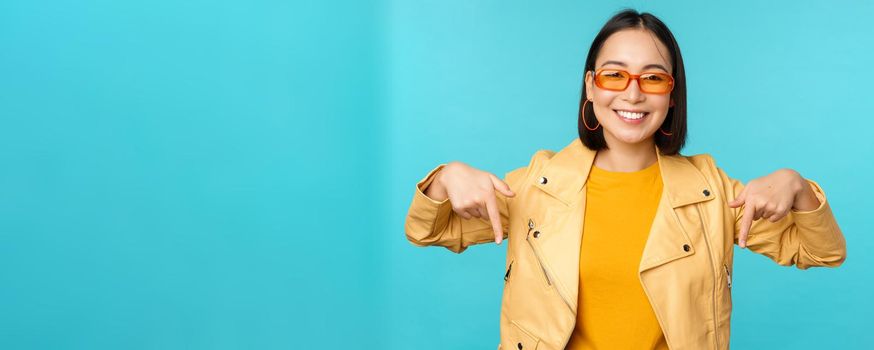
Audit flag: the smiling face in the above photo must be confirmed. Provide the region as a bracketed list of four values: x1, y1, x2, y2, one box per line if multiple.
[585, 28, 674, 148]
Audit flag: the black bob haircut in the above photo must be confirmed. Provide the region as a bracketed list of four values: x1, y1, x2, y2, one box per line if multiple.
[578, 9, 687, 156]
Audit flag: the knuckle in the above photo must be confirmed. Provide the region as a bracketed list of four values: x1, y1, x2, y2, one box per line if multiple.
[753, 199, 767, 208]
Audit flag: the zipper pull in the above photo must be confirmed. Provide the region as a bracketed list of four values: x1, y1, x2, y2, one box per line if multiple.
[723, 264, 732, 289]
[527, 219, 536, 240]
[504, 262, 513, 282]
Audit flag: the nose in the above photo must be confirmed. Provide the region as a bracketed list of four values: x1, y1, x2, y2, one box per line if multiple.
[622, 78, 645, 103]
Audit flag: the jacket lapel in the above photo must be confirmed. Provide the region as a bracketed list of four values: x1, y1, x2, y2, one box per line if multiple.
[639, 150, 716, 272]
[529, 138, 716, 312]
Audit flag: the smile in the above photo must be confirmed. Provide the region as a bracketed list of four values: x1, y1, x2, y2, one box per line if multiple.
[614, 109, 649, 124]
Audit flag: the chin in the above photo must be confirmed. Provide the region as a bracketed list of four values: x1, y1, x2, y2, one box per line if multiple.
[607, 128, 657, 145]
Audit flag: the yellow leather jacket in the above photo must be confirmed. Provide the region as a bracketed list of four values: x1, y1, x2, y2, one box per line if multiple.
[405, 138, 846, 350]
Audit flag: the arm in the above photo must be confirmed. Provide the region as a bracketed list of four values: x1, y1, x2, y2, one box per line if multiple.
[717, 166, 847, 269]
[404, 164, 526, 254]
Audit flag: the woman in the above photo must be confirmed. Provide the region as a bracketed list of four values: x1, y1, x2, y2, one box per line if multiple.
[404, 9, 846, 350]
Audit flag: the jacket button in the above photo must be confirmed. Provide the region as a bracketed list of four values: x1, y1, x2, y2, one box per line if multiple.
[533, 231, 541, 238]
[683, 244, 691, 252]
[539, 176, 548, 185]
[517, 342, 523, 349]
[703, 189, 710, 196]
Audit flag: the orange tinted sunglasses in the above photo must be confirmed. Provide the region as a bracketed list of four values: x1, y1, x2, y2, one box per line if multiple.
[592, 69, 674, 94]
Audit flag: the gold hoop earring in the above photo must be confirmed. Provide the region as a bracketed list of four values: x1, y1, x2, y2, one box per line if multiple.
[582, 99, 600, 131]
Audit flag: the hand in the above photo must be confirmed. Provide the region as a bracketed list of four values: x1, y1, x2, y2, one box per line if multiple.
[727, 169, 806, 248]
[426, 161, 515, 244]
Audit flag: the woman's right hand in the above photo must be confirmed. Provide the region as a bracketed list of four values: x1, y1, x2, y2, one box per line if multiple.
[425, 161, 516, 244]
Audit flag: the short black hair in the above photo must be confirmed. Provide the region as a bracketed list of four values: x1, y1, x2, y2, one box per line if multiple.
[578, 9, 687, 156]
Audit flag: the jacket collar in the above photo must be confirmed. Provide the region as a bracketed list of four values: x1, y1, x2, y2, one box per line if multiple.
[533, 138, 714, 207]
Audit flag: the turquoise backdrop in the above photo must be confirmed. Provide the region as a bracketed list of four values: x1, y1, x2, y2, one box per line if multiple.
[1, 0, 871, 349]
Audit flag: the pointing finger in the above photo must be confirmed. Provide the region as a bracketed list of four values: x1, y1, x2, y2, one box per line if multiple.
[484, 193, 504, 245]
[752, 206, 762, 221]
[739, 201, 755, 248]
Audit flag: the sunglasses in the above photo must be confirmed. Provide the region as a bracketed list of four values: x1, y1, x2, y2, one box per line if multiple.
[592, 69, 675, 94]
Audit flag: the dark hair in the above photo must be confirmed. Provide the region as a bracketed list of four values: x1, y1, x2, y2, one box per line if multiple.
[578, 9, 687, 155]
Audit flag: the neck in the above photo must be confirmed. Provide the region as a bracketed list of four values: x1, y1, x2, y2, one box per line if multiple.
[593, 137, 658, 172]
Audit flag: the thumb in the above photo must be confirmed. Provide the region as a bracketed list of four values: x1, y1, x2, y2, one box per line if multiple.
[728, 189, 745, 208]
[489, 174, 515, 197]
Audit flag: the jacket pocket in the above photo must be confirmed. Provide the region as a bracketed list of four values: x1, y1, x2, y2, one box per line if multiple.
[509, 320, 540, 350]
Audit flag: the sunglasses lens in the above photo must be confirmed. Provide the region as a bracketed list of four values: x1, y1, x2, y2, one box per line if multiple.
[595, 70, 630, 90]
[639, 73, 674, 94]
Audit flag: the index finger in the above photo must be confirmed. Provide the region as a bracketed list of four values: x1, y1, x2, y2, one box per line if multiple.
[738, 202, 755, 248]
[484, 193, 504, 244]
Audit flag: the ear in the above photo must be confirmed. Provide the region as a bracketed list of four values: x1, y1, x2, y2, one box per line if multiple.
[584, 71, 594, 101]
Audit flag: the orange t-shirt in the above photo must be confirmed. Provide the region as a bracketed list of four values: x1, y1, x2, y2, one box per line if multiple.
[565, 160, 668, 350]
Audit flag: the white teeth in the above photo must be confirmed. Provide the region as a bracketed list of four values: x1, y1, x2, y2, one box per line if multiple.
[616, 110, 646, 120]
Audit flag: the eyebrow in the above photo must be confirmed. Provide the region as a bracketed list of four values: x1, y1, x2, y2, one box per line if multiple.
[599, 60, 670, 73]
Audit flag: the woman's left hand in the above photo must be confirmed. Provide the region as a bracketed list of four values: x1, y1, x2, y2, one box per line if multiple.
[727, 168, 820, 248]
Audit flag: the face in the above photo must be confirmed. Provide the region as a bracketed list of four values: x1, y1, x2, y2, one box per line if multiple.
[585, 28, 674, 147]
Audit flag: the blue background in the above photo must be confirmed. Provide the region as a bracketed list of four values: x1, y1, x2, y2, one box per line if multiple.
[1, 0, 871, 349]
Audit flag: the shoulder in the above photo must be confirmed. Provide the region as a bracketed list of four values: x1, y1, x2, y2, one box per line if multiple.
[678, 152, 734, 187]
[504, 148, 556, 186]
[683, 152, 717, 170]
[530, 149, 558, 166]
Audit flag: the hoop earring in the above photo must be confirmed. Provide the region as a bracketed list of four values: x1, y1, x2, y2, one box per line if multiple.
[581, 99, 600, 131]
[659, 126, 673, 136]
[659, 111, 673, 135]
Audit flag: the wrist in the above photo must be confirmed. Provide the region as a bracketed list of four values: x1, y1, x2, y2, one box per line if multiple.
[788, 169, 805, 195]
[791, 174, 820, 212]
[424, 167, 449, 201]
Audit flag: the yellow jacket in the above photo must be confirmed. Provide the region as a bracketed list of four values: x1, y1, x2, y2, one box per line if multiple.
[404, 138, 847, 350]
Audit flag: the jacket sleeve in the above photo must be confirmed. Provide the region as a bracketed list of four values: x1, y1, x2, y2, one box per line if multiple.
[404, 164, 527, 254]
[717, 166, 847, 269]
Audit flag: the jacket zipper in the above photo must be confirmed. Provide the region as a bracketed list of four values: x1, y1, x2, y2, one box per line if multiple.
[526, 229, 552, 285]
[695, 205, 720, 349]
[504, 261, 513, 282]
[723, 264, 732, 289]
[526, 219, 574, 314]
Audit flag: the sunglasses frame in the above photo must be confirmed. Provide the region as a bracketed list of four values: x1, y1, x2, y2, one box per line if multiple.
[592, 69, 675, 94]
